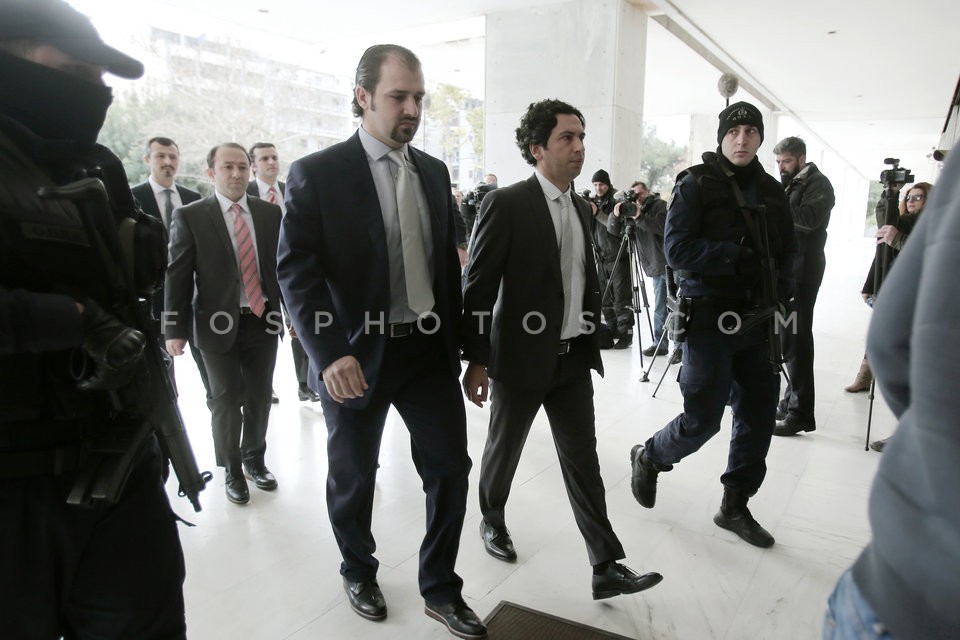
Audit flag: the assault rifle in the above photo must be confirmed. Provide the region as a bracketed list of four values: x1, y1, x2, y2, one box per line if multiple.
[39, 176, 209, 511]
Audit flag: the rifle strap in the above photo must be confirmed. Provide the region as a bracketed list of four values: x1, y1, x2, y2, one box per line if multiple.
[715, 159, 765, 252]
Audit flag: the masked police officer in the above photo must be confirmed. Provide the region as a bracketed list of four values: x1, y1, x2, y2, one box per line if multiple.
[629, 102, 796, 548]
[0, 1, 187, 637]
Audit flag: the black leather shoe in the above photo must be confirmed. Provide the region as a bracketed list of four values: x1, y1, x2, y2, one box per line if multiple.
[714, 506, 775, 547]
[225, 472, 249, 505]
[773, 416, 816, 437]
[641, 344, 668, 357]
[343, 578, 386, 621]
[297, 386, 321, 402]
[630, 445, 659, 508]
[271, 389, 280, 404]
[669, 346, 683, 364]
[613, 334, 633, 350]
[480, 519, 517, 562]
[591, 562, 663, 600]
[424, 599, 487, 639]
[243, 463, 278, 491]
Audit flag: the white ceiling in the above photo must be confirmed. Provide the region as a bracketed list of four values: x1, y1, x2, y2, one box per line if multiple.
[90, 0, 957, 182]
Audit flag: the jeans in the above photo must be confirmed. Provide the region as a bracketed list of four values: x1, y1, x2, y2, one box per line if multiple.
[652, 274, 667, 342]
[823, 569, 895, 640]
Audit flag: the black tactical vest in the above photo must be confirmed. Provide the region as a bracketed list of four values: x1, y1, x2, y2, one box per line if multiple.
[678, 154, 786, 296]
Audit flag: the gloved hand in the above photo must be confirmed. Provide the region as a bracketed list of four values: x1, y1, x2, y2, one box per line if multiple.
[78, 298, 146, 391]
[736, 247, 762, 281]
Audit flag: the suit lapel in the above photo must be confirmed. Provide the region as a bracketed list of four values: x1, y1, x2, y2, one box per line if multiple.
[408, 148, 443, 277]
[525, 175, 563, 288]
[344, 133, 388, 252]
[203, 196, 238, 268]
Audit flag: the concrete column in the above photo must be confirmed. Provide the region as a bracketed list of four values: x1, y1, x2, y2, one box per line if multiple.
[483, 0, 648, 191]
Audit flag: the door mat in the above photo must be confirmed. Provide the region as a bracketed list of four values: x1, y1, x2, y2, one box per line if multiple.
[482, 601, 637, 639]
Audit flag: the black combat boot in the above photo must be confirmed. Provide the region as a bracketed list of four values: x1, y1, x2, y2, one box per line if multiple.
[713, 487, 774, 548]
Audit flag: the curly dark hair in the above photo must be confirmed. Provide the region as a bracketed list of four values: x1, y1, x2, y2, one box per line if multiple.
[515, 99, 585, 167]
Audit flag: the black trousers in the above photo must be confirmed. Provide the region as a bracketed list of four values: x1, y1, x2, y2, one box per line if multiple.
[291, 336, 309, 387]
[200, 313, 279, 474]
[780, 253, 826, 423]
[599, 256, 634, 332]
[319, 330, 470, 605]
[479, 337, 625, 566]
[0, 436, 185, 640]
[646, 309, 780, 493]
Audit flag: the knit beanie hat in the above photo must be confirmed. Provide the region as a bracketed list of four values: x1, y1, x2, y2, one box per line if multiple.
[717, 101, 764, 144]
[590, 169, 611, 186]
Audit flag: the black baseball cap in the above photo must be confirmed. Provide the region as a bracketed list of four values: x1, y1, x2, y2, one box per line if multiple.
[0, 0, 144, 79]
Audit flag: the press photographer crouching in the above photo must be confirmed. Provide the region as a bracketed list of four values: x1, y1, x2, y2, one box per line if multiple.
[629, 101, 796, 548]
[0, 1, 192, 637]
[610, 181, 678, 361]
[587, 169, 634, 348]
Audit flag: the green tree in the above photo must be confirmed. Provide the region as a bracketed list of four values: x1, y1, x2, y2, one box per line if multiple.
[639, 124, 687, 194]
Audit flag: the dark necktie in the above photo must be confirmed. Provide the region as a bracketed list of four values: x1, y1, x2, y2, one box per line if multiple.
[163, 188, 174, 228]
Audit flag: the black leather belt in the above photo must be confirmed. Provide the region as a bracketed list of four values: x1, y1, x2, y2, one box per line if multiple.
[388, 322, 417, 338]
[559, 339, 573, 355]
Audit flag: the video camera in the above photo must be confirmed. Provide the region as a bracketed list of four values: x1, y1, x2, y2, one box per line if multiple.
[465, 182, 496, 207]
[614, 189, 641, 218]
[879, 158, 915, 187]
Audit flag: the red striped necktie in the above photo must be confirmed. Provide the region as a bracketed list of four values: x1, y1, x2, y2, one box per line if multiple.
[230, 203, 266, 317]
[267, 186, 278, 205]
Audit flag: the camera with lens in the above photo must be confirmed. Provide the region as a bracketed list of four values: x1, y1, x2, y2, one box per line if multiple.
[614, 189, 641, 219]
[465, 182, 497, 207]
[879, 157, 915, 187]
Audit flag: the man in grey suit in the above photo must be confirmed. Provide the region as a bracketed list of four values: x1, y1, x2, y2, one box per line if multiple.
[131, 136, 210, 398]
[165, 142, 284, 505]
[461, 99, 662, 600]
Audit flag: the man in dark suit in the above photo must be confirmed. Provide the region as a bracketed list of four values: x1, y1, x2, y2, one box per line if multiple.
[277, 45, 484, 640]
[246, 142, 318, 403]
[131, 136, 211, 398]
[165, 142, 284, 506]
[461, 99, 662, 600]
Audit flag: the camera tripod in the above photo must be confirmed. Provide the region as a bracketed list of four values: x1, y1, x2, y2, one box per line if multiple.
[598, 220, 654, 357]
[864, 184, 903, 451]
[640, 266, 683, 393]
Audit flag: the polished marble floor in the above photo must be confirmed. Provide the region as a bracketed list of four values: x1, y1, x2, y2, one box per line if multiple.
[168, 235, 895, 639]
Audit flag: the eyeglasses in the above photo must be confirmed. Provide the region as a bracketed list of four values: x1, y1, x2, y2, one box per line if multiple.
[906, 194, 925, 202]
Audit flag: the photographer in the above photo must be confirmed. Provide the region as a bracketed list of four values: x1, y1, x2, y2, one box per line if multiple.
[610, 181, 675, 359]
[0, 2, 186, 637]
[459, 173, 497, 244]
[589, 169, 633, 348]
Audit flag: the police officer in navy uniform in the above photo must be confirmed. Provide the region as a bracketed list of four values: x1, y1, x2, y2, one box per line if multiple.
[0, 1, 186, 637]
[629, 101, 796, 548]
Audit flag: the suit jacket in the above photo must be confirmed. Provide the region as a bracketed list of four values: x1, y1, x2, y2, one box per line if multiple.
[277, 131, 462, 408]
[165, 194, 283, 353]
[131, 181, 202, 319]
[131, 181, 202, 224]
[246, 179, 285, 200]
[461, 174, 604, 389]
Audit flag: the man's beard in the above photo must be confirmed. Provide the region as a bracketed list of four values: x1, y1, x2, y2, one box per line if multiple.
[370, 95, 419, 144]
[780, 170, 797, 187]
